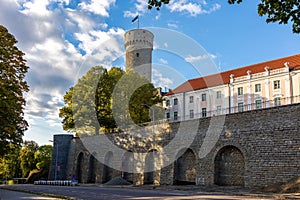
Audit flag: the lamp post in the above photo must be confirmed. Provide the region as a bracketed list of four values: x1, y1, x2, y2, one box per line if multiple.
[49, 140, 58, 180]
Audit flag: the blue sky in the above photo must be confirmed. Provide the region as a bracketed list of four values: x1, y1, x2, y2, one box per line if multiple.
[0, 0, 299, 145]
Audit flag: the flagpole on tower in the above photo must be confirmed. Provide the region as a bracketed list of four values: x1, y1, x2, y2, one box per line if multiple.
[132, 15, 139, 29]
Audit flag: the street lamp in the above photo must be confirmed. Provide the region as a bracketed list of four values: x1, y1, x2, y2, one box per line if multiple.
[49, 140, 58, 180]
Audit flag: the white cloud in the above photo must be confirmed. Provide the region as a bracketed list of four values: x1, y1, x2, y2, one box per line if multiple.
[123, 0, 148, 18]
[166, 0, 221, 16]
[185, 54, 216, 63]
[20, 0, 52, 16]
[159, 58, 168, 65]
[167, 23, 178, 29]
[152, 69, 174, 89]
[79, 0, 116, 17]
[124, 11, 139, 18]
[0, 0, 125, 144]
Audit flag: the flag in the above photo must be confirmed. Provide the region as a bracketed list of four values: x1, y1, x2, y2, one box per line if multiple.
[132, 15, 139, 23]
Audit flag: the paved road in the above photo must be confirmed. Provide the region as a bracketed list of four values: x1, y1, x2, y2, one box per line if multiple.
[0, 184, 288, 200]
[0, 188, 61, 200]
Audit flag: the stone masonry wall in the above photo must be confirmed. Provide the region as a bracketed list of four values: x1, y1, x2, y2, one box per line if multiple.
[50, 103, 300, 188]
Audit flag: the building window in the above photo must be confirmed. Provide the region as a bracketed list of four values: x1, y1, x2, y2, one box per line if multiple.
[217, 106, 221, 115]
[166, 100, 170, 106]
[166, 112, 170, 119]
[202, 108, 207, 117]
[189, 96, 194, 103]
[238, 87, 243, 96]
[255, 99, 262, 109]
[174, 112, 178, 120]
[274, 80, 280, 89]
[136, 53, 139, 57]
[174, 98, 178, 106]
[238, 102, 244, 112]
[255, 84, 261, 92]
[189, 110, 194, 119]
[201, 93, 206, 101]
[274, 97, 281, 106]
[216, 91, 221, 99]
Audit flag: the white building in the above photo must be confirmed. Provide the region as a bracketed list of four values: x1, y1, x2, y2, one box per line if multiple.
[164, 54, 300, 121]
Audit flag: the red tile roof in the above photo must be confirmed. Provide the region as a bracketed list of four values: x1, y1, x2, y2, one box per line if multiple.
[166, 54, 300, 95]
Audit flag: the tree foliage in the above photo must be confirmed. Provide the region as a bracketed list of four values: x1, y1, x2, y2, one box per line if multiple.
[148, 0, 170, 10]
[60, 66, 161, 135]
[0, 25, 29, 157]
[34, 145, 52, 170]
[0, 141, 52, 181]
[95, 67, 124, 132]
[228, 0, 300, 33]
[19, 141, 39, 177]
[112, 71, 161, 128]
[0, 144, 22, 181]
[148, 0, 300, 33]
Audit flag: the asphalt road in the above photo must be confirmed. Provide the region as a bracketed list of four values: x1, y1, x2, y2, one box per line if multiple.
[0, 184, 287, 200]
[0, 188, 61, 200]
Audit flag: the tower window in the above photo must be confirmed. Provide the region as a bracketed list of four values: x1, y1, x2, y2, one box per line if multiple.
[136, 53, 139, 57]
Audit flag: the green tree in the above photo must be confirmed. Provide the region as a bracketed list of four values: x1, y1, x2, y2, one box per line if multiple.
[34, 145, 52, 170]
[112, 71, 162, 128]
[96, 67, 124, 133]
[148, 0, 300, 33]
[0, 25, 29, 157]
[229, 0, 300, 33]
[59, 87, 75, 132]
[148, 0, 170, 10]
[19, 141, 38, 177]
[0, 144, 22, 181]
[60, 66, 161, 135]
[60, 66, 107, 135]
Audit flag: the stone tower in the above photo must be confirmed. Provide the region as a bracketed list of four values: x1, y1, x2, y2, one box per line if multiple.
[124, 29, 154, 82]
[48, 134, 73, 180]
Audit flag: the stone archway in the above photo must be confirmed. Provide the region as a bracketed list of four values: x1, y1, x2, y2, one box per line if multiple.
[214, 145, 245, 186]
[76, 152, 84, 183]
[87, 155, 96, 183]
[102, 151, 113, 183]
[144, 150, 157, 185]
[122, 151, 133, 183]
[173, 148, 196, 185]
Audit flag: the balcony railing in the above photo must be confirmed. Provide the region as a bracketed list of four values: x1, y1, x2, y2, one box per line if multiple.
[167, 95, 300, 122]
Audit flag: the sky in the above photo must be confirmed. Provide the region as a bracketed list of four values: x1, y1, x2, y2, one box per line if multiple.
[0, 0, 299, 145]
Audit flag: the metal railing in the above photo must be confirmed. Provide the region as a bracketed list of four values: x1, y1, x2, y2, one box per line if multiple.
[167, 95, 300, 122]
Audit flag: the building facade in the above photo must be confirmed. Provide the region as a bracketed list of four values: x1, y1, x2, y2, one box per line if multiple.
[164, 54, 300, 122]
